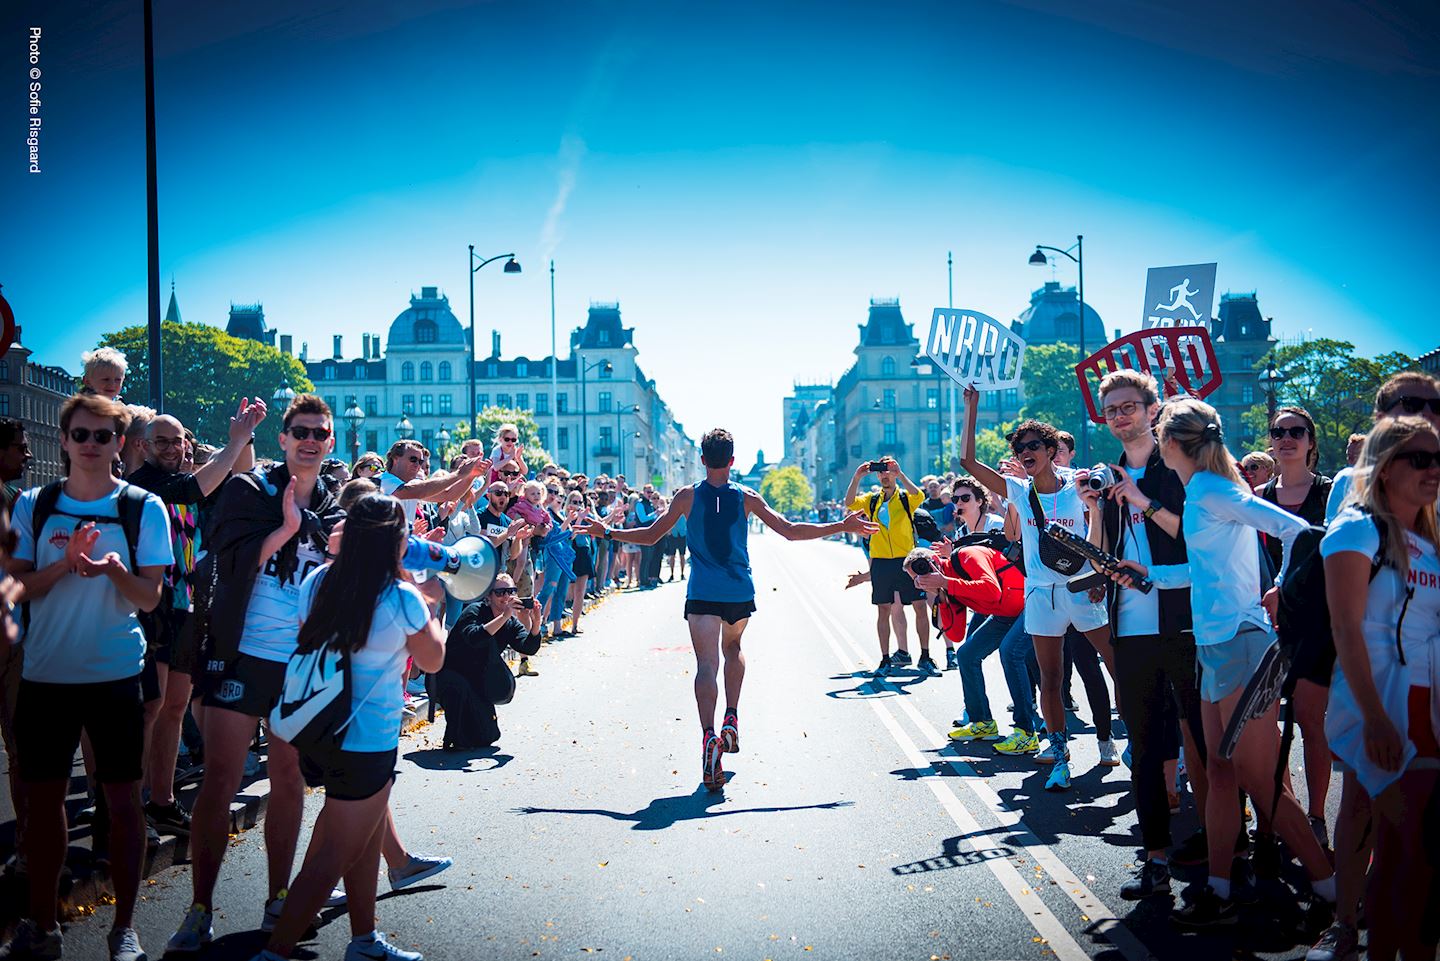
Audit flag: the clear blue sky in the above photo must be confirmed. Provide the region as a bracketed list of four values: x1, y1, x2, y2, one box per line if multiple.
[7, 0, 1438, 458]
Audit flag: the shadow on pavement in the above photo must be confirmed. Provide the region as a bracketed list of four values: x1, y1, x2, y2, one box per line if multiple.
[825, 672, 927, 699]
[403, 747, 513, 772]
[513, 788, 856, 831]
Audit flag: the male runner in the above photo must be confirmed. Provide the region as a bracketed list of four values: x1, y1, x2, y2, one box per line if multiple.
[583, 429, 876, 790]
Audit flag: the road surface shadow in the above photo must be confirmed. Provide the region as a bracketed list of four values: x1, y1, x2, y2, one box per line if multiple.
[403, 747, 514, 772]
[825, 672, 927, 699]
[513, 789, 856, 831]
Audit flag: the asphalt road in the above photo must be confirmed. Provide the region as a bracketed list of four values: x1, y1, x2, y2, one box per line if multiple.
[62, 535, 1343, 961]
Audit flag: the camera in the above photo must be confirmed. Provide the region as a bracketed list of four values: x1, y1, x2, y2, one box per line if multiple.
[866, 459, 890, 472]
[1083, 464, 1116, 492]
[908, 554, 935, 576]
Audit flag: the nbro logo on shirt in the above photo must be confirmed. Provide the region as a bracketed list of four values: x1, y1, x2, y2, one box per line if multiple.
[259, 546, 324, 598]
[46, 528, 70, 551]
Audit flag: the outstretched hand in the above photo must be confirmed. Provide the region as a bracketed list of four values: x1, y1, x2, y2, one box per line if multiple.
[844, 570, 870, 590]
[840, 510, 880, 537]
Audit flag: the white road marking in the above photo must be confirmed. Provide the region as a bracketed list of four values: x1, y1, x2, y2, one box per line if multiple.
[775, 554, 1157, 961]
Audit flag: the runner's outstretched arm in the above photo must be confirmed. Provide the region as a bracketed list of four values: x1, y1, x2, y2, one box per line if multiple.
[957, 385, 1007, 498]
[743, 490, 879, 541]
[583, 487, 691, 547]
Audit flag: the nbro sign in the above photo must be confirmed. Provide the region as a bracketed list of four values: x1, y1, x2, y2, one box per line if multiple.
[1141, 263, 1217, 330]
[924, 308, 1025, 392]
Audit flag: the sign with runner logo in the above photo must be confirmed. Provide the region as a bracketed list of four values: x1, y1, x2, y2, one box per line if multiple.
[923, 308, 1025, 392]
[1074, 326, 1222, 424]
[1141, 263, 1217, 330]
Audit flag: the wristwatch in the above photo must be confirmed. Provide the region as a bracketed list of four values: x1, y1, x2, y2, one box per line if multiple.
[1142, 503, 1159, 521]
[604, 528, 614, 541]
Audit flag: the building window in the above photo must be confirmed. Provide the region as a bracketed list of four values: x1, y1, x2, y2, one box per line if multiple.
[1241, 354, 1254, 369]
[538, 427, 549, 449]
[438, 361, 451, 382]
[881, 356, 896, 376]
[438, 393, 452, 414]
[598, 391, 612, 413]
[1004, 388, 1019, 408]
[883, 423, 897, 445]
[1242, 385, 1255, 404]
[402, 393, 415, 414]
[354, 363, 367, 380]
[365, 395, 377, 416]
[0, 394, 8, 416]
[598, 331, 610, 346]
[1057, 314, 1078, 339]
[486, 363, 498, 378]
[926, 388, 938, 410]
[535, 393, 550, 414]
[927, 423, 941, 446]
[420, 394, 434, 415]
[365, 430, 378, 452]
[883, 388, 896, 409]
[324, 365, 336, 380]
[557, 393, 569, 413]
[599, 426, 613, 449]
[599, 364, 612, 379]
[601, 461, 613, 475]
[402, 362, 415, 382]
[496, 393, 511, 408]
[476, 393, 488, 410]
[422, 429, 434, 451]
[516, 361, 528, 377]
[0, 361, 8, 381]
[516, 393, 529, 410]
[1238, 323, 1248, 336]
[420, 361, 433, 382]
[415, 319, 437, 343]
[558, 427, 570, 450]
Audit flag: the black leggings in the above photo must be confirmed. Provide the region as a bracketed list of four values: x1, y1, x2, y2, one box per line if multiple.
[1062, 628, 1112, 741]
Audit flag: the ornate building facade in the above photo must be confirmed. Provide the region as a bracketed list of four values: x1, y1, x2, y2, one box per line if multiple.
[0, 326, 74, 487]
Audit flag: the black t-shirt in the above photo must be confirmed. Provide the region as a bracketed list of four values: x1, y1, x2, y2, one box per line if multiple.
[126, 461, 204, 506]
[477, 508, 510, 540]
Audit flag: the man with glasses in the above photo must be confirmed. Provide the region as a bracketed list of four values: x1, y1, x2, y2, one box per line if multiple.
[168, 395, 345, 954]
[843, 455, 934, 676]
[126, 401, 266, 844]
[379, 440, 487, 532]
[8, 394, 172, 961]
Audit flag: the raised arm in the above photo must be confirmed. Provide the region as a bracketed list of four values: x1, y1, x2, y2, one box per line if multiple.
[744, 489, 879, 541]
[194, 398, 267, 497]
[958, 385, 1007, 497]
[585, 487, 691, 546]
[392, 457, 489, 503]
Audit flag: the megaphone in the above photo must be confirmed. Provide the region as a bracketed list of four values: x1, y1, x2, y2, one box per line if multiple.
[402, 535, 501, 601]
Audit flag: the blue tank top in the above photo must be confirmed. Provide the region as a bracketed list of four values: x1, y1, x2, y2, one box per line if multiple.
[686, 480, 753, 602]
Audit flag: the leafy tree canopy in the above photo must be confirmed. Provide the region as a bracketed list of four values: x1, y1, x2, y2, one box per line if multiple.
[759, 465, 815, 517]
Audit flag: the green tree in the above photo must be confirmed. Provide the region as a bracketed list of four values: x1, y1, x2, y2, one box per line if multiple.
[941, 422, 1015, 473]
[443, 407, 552, 471]
[1020, 343, 1087, 433]
[759, 465, 814, 517]
[1240, 340, 1416, 473]
[95, 322, 312, 460]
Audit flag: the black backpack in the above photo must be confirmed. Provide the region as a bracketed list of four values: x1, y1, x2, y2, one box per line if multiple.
[952, 530, 1025, 577]
[23, 481, 148, 629]
[1275, 512, 1388, 673]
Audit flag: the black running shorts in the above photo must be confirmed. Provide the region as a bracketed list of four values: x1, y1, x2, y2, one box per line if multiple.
[200, 652, 287, 718]
[300, 745, 397, 801]
[16, 675, 145, 783]
[870, 556, 924, 606]
[684, 599, 757, 625]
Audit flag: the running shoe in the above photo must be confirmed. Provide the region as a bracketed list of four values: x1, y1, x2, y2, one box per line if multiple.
[702, 732, 724, 791]
[720, 713, 740, 754]
[107, 926, 145, 961]
[1308, 814, 1331, 852]
[945, 649, 959, 672]
[344, 933, 424, 961]
[165, 903, 214, 954]
[145, 798, 192, 836]
[516, 658, 539, 677]
[948, 720, 1001, 742]
[0, 919, 63, 961]
[1097, 739, 1121, 767]
[872, 656, 891, 678]
[1306, 920, 1358, 961]
[993, 729, 1040, 755]
[389, 854, 454, 891]
[1172, 884, 1238, 929]
[325, 884, 348, 908]
[1169, 829, 1209, 867]
[1119, 859, 1170, 900]
[1044, 760, 1071, 792]
[1035, 739, 1070, 765]
[890, 649, 913, 667]
[917, 655, 940, 676]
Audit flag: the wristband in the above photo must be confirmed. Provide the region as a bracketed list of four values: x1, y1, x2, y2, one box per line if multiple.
[1142, 503, 1159, 521]
[246, 434, 255, 446]
[604, 528, 614, 541]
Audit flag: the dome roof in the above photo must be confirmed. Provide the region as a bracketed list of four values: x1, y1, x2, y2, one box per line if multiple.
[1013, 282, 1106, 348]
[387, 287, 465, 348]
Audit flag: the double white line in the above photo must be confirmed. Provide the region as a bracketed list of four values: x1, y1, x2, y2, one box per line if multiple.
[775, 557, 1155, 961]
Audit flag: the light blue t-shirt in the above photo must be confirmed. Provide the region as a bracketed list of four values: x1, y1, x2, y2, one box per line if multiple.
[13, 483, 173, 683]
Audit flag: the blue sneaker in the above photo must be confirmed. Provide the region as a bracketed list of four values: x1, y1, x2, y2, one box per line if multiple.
[1045, 760, 1072, 792]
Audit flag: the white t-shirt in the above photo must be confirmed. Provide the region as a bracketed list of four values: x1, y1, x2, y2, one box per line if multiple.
[241, 538, 327, 662]
[1325, 466, 1355, 523]
[955, 512, 1006, 536]
[1004, 473, 1090, 587]
[379, 471, 421, 532]
[298, 569, 430, 753]
[13, 484, 173, 683]
[1114, 465, 1159, 637]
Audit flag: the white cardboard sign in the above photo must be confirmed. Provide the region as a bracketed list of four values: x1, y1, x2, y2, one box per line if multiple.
[924, 308, 1025, 391]
[1141, 263, 1217, 330]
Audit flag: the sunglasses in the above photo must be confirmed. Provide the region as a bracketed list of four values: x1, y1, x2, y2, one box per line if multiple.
[68, 427, 117, 444]
[490, 586, 517, 596]
[285, 426, 332, 441]
[546, 488, 561, 496]
[500, 469, 521, 478]
[1011, 439, 1046, 454]
[1101, 401, 1143, 421]
[1395, 449, 1440, 471]
[1269, 426, 1309, 440]
[954, 492, 975, 503]
[487, 489, 508, 497]
[404, 455, 424, 465]
[1391, 396, 1440, 416]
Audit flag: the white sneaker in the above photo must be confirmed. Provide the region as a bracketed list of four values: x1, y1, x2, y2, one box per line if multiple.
[1097, 739, 1121, 767]
[107, 926, 145, 961]
[1035, 739, 1070, 765]
[344, 933, 423, 961]
[388, 853, 454, 891]
[165, 903, 214, 954]
[326, 883, 348, 908]
[261, 890, 286, 932]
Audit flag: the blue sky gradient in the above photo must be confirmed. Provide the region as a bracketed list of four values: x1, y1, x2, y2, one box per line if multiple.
[7, 0, 1438, 456]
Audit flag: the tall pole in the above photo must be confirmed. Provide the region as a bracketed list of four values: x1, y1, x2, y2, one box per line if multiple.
[946, 250, 956, 469]
[1075, 234, 1087, 463]
[468, 243, 477, 438]
[549, 260, 558, 459]
[580, 361, 588, 475]
[143, 0, 163, 411]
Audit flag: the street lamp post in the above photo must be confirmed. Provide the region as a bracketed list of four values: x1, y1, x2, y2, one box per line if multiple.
[1029, 234, 1088, 462]
[549, 260, 558, 464]
[396, 412, 414, 441]
[579, 358, 612, 475]
[272, 380, 296, 408]
[1258, 355, 1286, 423]
[468, 246, 521, 438]
[437, 427, 452, 463]
[342, 397, 366, 465]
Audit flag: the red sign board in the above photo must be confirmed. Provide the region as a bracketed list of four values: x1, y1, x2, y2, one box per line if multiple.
[1075, 326, 1222, 424]
[0, 287, 14, 359]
